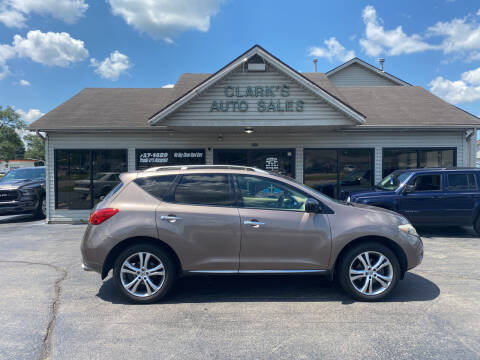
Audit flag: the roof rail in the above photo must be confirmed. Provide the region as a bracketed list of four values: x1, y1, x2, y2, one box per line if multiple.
[143, 164, 269, 173]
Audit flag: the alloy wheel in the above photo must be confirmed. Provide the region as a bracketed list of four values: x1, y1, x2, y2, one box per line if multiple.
[120, 252, 165, 297]
[349, 251, 393, 296]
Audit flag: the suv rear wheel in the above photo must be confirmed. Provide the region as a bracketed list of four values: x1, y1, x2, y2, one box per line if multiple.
[338, 242, 400, 301]
[113, 244, 176, 303]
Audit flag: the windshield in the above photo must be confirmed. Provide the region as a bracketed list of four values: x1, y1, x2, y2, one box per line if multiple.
[376, 171, 412, 191]
[0, 167, 45, 183]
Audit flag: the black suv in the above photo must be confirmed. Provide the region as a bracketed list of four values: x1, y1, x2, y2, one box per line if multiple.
[0, 166, 46, 218]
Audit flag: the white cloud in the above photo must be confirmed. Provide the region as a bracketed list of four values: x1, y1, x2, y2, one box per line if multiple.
[16, 108, 44, 123]
[13, 30, 88, 67]
[0, 43, 15, 79]
[90, 50, 132, 81]
[427, 16, 480, 56]
[0, 0, 88, 28]
[429, 67, 480, 104]
[162, 84, 174, 88]
[309, 37, 355, 62]
[360, 5, 436, 57]
[0, 7, 26, 28]
[107, 0, 224, 42]
[19, 79, 30, 86]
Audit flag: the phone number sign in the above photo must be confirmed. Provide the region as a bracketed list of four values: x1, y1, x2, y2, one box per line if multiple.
[136, 149, 205, 170]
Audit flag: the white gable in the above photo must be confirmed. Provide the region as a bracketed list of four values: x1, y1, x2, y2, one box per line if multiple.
[328, 63, 401, 86]
[163, 62, 358, 128]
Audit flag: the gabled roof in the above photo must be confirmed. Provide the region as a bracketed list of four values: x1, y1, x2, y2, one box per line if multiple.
[326, 57, 411, 86]
[148, 45, 366, 125]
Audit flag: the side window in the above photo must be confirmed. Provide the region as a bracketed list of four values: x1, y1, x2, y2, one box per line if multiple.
[447, 173, 477, 191]
[174, 174, 233, 206]
[236, 175, 307, 211]
[410, 174, 441, 192]
[134, 175, 176, 200]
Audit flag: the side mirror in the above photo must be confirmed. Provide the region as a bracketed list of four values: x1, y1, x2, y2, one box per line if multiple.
[305, 198, 321, 213]
[403, 184, 415, 194]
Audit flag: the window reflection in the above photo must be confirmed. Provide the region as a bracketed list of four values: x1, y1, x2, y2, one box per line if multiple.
[383, 148, 456, 177]
[304, 149, 374, 198]
[55, 149, 127, 209]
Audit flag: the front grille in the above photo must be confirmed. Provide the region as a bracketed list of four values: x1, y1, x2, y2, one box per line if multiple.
[0, 190, 20, 202]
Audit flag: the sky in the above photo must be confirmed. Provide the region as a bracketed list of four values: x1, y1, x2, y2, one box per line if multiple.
[1, 0, 480, 131]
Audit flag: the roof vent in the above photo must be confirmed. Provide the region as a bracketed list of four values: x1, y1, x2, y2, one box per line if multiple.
[379, 58, 385, 71]
[247, 54, 266, 71]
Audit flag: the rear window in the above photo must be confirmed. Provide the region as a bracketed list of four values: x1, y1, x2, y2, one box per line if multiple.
[134, 175, 176, 200]
[447, 173, 477, 191]
[173, 174, 233, 206]
[101, 182, 123, 202]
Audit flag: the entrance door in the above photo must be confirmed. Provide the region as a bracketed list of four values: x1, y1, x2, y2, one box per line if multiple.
[213, 149, 295, 178]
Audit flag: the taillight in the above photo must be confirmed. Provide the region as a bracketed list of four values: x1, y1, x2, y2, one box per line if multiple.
[88, 208, 119, 225]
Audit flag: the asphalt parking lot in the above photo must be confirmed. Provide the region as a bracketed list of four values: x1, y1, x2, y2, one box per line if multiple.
[0, 214, 479, 360]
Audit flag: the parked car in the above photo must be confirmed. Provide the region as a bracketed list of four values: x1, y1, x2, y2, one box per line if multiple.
[314, 169, 372, 198]
[0, 166, 46, 218]
[348, 168, 480, 234]
[74, 172, 120, 198]
[81, 165, 423, 303]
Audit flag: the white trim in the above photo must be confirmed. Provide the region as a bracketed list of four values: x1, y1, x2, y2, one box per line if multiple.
[326, 58, 410, 86]
[148, 46, 366, 126]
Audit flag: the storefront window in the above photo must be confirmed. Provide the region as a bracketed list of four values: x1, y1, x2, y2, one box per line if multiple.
[55, 149, 127, 209]
[383, 148, 456, 177]
[213, 149, 295, 178]
[136, 149, 205, 170]
[304, 148, 374, 198]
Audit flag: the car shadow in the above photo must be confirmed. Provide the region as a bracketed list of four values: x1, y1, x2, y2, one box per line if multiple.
[0, 214, 40, 224]
[96, 272, 440, 305]
[417, 225, 479, 239]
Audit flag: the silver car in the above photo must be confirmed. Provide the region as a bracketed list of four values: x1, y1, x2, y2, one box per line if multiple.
[81, 165, 423, 303]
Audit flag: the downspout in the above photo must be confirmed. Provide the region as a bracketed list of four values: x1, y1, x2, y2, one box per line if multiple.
[465, 129, 475, 167]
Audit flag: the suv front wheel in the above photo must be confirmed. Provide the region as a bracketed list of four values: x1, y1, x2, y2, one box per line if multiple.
[338, 242, 400, 301]
[113, 244, 176, 303]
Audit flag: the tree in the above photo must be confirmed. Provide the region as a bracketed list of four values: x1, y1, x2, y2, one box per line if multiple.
[0, 106, 26, 130]
[0, 126, 25, 161]
[24, 133, 45, 160]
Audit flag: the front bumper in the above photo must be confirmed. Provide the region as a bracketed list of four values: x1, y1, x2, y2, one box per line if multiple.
[0, 199, 37, 215]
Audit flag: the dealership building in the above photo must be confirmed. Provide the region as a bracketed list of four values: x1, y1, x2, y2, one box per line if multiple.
[30, 45, 480, 223]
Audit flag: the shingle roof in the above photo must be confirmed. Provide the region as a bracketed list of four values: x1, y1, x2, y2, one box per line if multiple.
[29, 72, 480, 130]
[338, 86, 480, 126]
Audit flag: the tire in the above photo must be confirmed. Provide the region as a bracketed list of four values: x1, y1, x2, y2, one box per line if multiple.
[34, 195, 46, 219]
[113, 244, 176, 304]
[474, 216, 480, 236]
[338, 242, 400, 301]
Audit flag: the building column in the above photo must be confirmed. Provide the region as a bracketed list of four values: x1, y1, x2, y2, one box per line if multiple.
[374, 146, 383, 184]
[206, 147, 213, 165]
[295, 147, 303, 183]
[128, 147, 136, 172]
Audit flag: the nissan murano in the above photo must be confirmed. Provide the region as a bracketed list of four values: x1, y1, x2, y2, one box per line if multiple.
[81, 165, 423, 303]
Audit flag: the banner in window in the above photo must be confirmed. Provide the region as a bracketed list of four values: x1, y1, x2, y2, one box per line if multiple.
[136, 149, 205, 170]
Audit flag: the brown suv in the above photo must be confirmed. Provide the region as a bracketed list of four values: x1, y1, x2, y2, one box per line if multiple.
[81, 165, 423, 303]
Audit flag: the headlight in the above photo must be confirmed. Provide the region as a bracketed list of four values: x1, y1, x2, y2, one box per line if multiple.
[398, 223, 418, 237]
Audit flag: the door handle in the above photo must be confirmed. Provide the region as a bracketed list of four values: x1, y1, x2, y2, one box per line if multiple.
[160, 215, 182, 223]
[244, 220, 264, 228]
